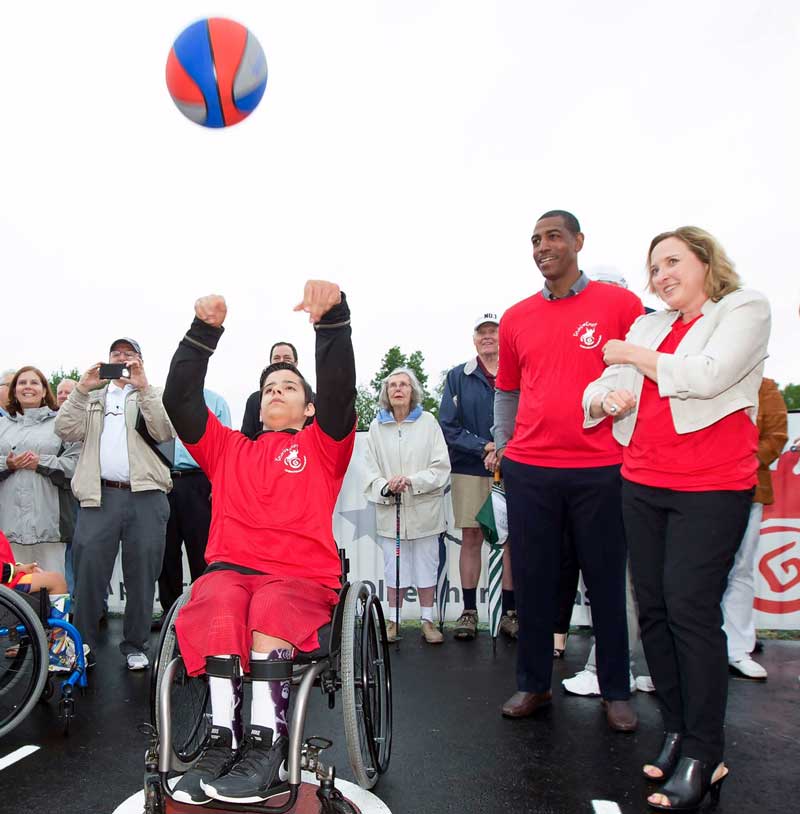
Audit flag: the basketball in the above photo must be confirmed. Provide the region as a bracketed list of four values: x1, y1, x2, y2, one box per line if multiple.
[166, 18, 267, 128]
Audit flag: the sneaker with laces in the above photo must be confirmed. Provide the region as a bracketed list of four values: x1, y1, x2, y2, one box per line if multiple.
[563, 669, 637, 696]
[453, 610, 478, 640]
[203, 725, 288, 804]
[499, 611, 519, 639]
[172, 725, 238, 805]
[126, 651, 149, 671]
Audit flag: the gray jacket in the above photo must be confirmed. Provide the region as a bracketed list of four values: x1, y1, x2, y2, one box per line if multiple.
[0, 407, 81, 545]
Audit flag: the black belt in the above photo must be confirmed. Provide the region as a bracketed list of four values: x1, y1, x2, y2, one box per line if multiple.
[171, 469, 204, 478]
[101, 479, 131, 490]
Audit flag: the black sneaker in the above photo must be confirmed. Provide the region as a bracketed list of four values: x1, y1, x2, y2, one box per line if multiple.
[202, 725, 288, 804]
[172, 725, 238, 805]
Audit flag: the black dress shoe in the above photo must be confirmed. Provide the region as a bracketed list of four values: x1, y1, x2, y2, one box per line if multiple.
[643, 732, 683, 781]
[501, 690, 552, 718]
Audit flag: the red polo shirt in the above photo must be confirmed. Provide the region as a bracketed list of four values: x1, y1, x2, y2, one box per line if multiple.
[497, 280, 644, 468]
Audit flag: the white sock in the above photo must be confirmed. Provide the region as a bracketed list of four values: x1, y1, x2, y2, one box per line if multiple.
[209, 675, 238, 748]
[420, 606, 434, 623]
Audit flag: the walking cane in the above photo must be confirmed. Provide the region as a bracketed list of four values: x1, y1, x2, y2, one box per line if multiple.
[395, 491, 402, 649]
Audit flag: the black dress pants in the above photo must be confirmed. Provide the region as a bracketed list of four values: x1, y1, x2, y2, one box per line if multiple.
[622, 480, 753, 764]
[503, 458, 630, 699]
[554, 529, 579, 634]
[158, 470, 212, 613]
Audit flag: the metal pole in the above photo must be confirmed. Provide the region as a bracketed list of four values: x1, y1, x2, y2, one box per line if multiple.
[395, 492, 402, 648]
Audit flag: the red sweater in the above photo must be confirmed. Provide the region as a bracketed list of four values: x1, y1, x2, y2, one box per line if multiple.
[497, 281, 643, 468]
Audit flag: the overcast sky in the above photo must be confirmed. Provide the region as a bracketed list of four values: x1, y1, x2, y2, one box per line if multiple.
[2, 1, 798, 425]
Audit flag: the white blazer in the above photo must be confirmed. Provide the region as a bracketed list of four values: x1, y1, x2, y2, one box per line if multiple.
[582, 288, 771, 445]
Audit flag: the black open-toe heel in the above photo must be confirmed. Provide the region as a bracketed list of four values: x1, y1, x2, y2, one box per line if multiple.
[553, 632, 568, 659]
[642, 732, 682, 781]
[647, 757, 727, 811]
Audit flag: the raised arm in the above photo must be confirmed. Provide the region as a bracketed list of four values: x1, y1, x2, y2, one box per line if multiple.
[163, 296, 226, 444]
[294, 281, 355, 441]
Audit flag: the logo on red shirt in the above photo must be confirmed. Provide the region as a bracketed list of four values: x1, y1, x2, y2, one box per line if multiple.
[573, 321, 602, 349]
[275, 443, 307, 474]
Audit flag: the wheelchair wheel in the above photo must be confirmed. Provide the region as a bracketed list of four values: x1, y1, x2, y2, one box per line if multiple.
[341, 581, 392, 789]
[150, 589, 210, 770]
[0, 588, 49, 738]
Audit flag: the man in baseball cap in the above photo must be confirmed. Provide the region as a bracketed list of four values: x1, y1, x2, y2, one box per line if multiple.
[439, 310, 518, 641]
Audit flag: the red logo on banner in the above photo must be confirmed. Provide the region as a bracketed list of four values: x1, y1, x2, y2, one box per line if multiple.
[755, 446, 800, 615]
[754, 527, 800, 613]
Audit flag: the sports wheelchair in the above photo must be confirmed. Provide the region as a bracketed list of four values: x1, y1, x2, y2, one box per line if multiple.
[143, 562, 393, 814]
[0, 585, 88, 737]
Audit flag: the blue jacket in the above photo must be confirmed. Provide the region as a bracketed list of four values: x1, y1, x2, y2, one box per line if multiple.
[438, 358, 494, 477]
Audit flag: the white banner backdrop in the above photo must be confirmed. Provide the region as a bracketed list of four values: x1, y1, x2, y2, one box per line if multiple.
[108, 421, 800, 630]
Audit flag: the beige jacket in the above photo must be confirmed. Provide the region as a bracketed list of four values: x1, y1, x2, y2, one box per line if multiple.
[582, 288, 771, 443]
[54, 384, 174, 507]
[363, 408, 451, 540]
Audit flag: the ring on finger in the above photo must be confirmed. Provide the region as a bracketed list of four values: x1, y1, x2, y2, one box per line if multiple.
[608, 403, 618, 414]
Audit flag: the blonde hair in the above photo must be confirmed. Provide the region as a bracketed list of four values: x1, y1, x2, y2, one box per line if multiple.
[647, 226, 741, 302]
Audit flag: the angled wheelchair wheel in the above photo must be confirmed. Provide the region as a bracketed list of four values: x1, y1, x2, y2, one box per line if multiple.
[341, 581, 393, 789]
[0, 588, 49, 738]
[150, 588, 210, 770]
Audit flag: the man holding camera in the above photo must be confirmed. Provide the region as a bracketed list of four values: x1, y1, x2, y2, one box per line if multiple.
[55, 338, 174, 670]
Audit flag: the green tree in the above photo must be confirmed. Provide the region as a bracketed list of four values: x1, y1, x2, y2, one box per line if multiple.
[356, 385, 378, 431]
[780, 383, 800, 410]
[49, 367, 80, 393]
[370, 346, 439, 418]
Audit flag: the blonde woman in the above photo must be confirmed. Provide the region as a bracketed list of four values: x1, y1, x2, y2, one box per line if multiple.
[364, 367, 451, 644]
[583, 227, 770, 811]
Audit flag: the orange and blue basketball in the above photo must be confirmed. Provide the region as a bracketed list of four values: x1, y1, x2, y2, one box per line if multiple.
[166, 18, 267, 128]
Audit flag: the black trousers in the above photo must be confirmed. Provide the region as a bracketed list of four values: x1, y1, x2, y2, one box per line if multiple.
[622, 480, 753, 764]
[504, 458, 630, 699]
[158, 470, 212, 613]
[554, 529, 579, 634]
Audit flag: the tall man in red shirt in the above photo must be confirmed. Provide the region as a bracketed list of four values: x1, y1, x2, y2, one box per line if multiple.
[495, 211, 643, 731]
[162, 281, 356, 806]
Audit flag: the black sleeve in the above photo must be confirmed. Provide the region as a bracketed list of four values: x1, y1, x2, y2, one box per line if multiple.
[314, 292, 356, 441]
[240, 391, 261, 439]
[163, 318, 224, 445]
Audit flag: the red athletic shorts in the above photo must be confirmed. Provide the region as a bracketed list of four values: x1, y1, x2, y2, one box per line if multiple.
[175, 570, 339, 676]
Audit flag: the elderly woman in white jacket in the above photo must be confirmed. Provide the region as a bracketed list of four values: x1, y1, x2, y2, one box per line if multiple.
[364, 367, 451, 644]
[582, 227, 770, 813]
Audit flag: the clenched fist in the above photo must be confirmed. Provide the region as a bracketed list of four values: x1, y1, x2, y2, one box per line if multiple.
[293, 280, 341, 324]
[195, 295, 227, 328]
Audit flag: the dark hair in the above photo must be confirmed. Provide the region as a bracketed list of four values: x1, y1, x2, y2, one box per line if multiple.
[260, 362, 314, 404]
[537, 210, 581, 235]
[7, 366, 57, 416]
[269, 341, 298, 364]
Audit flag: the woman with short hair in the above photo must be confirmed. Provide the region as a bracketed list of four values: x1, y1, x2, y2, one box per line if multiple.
[0, 366, 81, 573]
[583, 227, 770, 811]
[364, 367, 451, 644]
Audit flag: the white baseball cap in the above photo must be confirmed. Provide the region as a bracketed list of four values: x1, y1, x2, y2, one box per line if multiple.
[473, 312, 499, 330]
[589, 266, 628, 288]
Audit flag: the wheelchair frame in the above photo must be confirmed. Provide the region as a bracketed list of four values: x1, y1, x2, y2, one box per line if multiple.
[144, 574, 392, 814]
[0, 585, 88, 738]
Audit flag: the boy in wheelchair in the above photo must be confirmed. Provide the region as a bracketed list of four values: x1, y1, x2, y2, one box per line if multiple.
[162, 281, 356, 806]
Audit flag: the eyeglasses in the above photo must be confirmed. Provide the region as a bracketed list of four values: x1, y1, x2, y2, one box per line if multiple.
[110, 350, 138, 360]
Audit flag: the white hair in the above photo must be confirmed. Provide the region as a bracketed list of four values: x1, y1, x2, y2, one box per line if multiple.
[0, 369, 15, 381]
[378, 366, 424, 413]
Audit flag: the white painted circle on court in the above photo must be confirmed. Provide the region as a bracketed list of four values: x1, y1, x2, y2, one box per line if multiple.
[112, 771, 392, 813]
